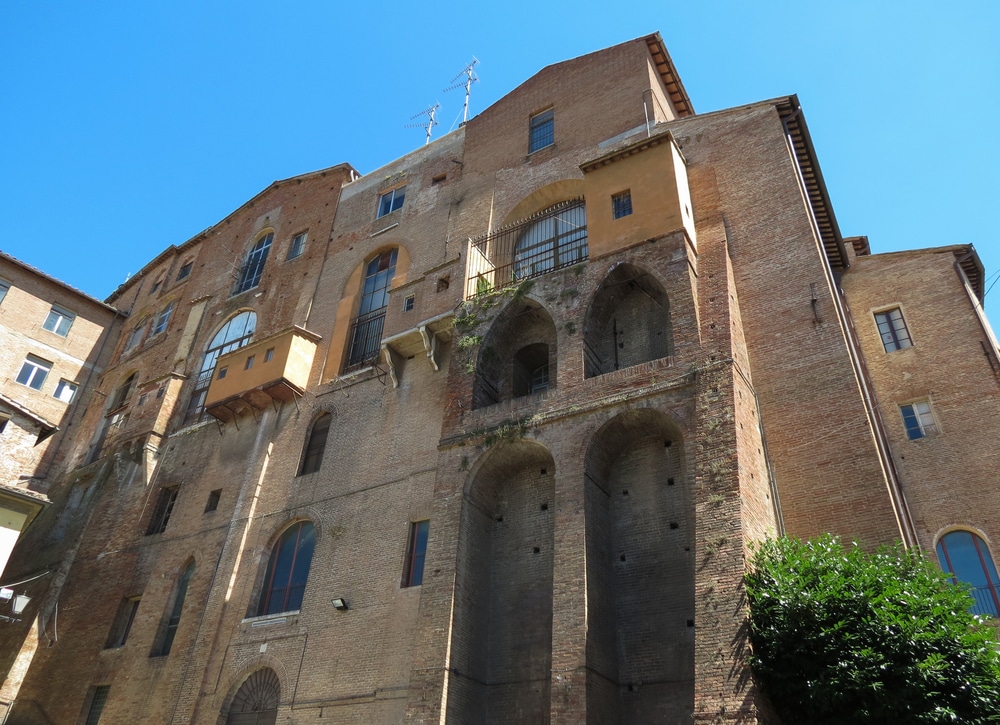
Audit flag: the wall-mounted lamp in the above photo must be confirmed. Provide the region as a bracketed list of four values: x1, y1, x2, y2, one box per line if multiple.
[11, 594, 30, 616]
[331, 597, 349, 611]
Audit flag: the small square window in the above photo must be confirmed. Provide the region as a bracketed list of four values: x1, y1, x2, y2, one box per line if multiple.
[176, 261, 193, 281]
[137, 393, 147, 407]
[151, 301, 174, 336]
[264, 347, 274, 363]
[104, 597, 141, 649]
[205, 489, 221, 513]
[436, 276, 450, 293]
[217, 367, 228, 380]
[612, 190, 633, 219]
[287, 232, 307, 260]
[146, 486, 179, 535]
[403, 295, 415, 312]
[377, 186, 406, 218]
[54, 379, 78, 403]
[43, 305, 75, 337]
[875, 308, 912, 352]
[402, 520, 430, 588]
[16, 355, 51, 391]
[0, 279, 10, 304]
[900, 400, 938, 440]
[529, 109, 554, 153]
[244, 355, 255, 370]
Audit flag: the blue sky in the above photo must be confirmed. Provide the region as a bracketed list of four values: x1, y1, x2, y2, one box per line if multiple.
[3, 1, 999, 320]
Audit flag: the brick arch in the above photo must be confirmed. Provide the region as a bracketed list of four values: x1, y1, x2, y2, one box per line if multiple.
[500, 179, 586, 227]
[216, 659, 290, 725]
[449, 438, 555, 724]
[472, 296, 557, 409]
[582, 407, 693, 724]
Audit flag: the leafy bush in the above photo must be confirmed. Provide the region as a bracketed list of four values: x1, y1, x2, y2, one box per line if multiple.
[746, 535, 1000, 724]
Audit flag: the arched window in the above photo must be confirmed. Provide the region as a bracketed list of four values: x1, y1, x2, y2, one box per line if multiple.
[936, 530, 1000, 617]
[298, 413, 331, 476]
[346, 248, 397, 370]
[150, 559, 195, 657]
[512, 343, 550, 397]
[233, 232, 274, 295]
[513, 201, 587, 279]
[255, 521, 315, 616]
[226, 668, 280, 725]
[184, 311, 257, 425]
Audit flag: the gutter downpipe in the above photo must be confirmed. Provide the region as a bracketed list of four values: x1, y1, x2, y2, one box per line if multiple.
[781, 104, 919, 549]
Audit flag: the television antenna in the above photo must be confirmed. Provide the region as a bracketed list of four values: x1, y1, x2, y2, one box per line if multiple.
[406, 103, 440, 146]
[444, 57, 479, 124]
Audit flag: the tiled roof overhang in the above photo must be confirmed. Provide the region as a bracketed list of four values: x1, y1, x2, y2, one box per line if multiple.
[645, 34, 694, 118]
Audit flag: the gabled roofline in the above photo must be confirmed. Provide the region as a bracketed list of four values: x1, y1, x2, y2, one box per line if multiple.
[643, 33, 694, 118]
[0, 250, 120, 314]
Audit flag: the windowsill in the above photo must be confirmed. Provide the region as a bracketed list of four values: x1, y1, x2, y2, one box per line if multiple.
[242, 611, 300, 627]
[526, 142, 556, 160]
[371, 221, 399, 237]
[229, 285, 265, 301]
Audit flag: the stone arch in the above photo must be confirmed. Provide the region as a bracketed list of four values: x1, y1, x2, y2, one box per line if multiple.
[218, 662, 287, 725]
[473, 297, 557, 409]
[583, 263, 673, 378]
[582, 407, 693, 724]
[448, 439, 556, 724]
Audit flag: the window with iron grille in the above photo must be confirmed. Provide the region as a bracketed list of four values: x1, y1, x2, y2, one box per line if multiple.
[82, 685, 111, 725]
[874, 307, 912, 351]
[377, 186, 406, 218]
[255, 521, 315, 616]
[900, 400, 937, 440]
[104, 597, 141, 649]
[146, 486, 179, 535]
[298, 413, 331, 476]
[529, 109, 554, 153]
[402, 520, 430, 587]
[346, 249, 397, 370]
[233, 232, 273, 295]
[513, 202, 587, 279]
[150, 560, 194, 657]
[612, 190, 633, 219]
[936, 530, 1000, 617]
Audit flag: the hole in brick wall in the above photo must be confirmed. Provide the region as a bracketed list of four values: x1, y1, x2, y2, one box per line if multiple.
[664, 440, 672, 448]
[540, 502, 548, 511]
[540, 468, 547, 475]
[711, 387, 718, 394]
[620, 554, 626, 561]
[622, 489, 629, 496]
[495, 516, 503, 523]
[627, 684, 634, 692]
[709, 324, 716, 329]
[687, 619, 694, 628]
[533, 547, 540, 554]
[667, 478, 675, 486]
[684, 547, 690, 552]
[670, 522, 679, 530]
[407, 355, 415, 360]
[709, 296, 716, 302]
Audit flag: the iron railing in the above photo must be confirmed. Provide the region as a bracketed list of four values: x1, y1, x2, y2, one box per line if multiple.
[969, 584, 1000, 617]
[346, 308, 387, 370]
[467, 199, 587, 296]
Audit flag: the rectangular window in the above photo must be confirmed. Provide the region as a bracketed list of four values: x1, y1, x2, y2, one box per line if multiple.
[244, 355, 255, 370]
[377, 186, 406, 218]
[529, 109, 554, 153]
[264, 347, 274, 363]
[104, 597, 141, 649]
[151, 301, 174, 336]
[875, 308, 912, 351]
[42, 305, 75, 337]
[0, 279, 10, 304]
[402, 520, 430, 588]
[54, 379, 78, 403]
[123, 319, 147, 353]
[287, 232, 307, 260]
[146, 486, 179, 535]
[900, 400, 938, 440]
[16, 355, 51, 391]
[82, 685, 111, 725]
[204, 489, 221, 513]
[612, 190, 633, 219]
[403, 295, 415, 312]
[176, 261, 193, 281]
[217, 366, 228, 379]
[150, 275, 163, 293]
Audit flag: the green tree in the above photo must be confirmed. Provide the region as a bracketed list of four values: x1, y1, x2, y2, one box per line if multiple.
[745, 535, 1000, 724]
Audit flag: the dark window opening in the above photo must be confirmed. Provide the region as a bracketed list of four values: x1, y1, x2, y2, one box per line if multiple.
[298, 413, 331, 476]
[146, 486, 179, 535]
[150, 560, 194, 657]
[83, 685, 111, 725]
[225, 669, 280, 725]
[176, 261, 193, 281]
[255, 521, 315, 616]
[403, 520, 430, 587]
[104, 597, 141, 649]
[233, 233, 273, 295]
[513, 344, 550, 397]
[612, 190, 633, 219]
[205, 489, 221, 513]
[347, 249, 397, 370]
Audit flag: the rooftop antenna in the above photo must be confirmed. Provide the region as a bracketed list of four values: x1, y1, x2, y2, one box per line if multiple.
[406, 103, 440, 145]
[444, 57, 479, 124]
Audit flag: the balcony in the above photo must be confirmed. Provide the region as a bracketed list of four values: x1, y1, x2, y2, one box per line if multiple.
[204, 327, 320, 424]
[466, 199, 587, 297]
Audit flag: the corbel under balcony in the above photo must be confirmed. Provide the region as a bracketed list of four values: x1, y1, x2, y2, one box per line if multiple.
[379, 311, 454, 388]
[204, 326, 321, 424]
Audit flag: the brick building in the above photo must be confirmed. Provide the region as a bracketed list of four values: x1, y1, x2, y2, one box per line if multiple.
[0, 32, 997, 724]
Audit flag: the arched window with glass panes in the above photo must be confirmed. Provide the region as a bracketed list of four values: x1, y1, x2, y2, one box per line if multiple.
[936, 529, 1000, 617]
[254, 521, 316, 617]
[184, 311, 257, 425]
[346, 249, 397, 370]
